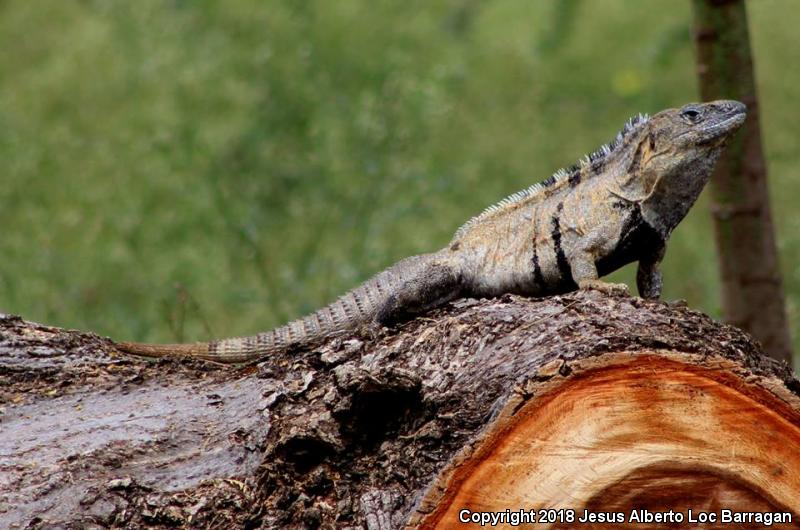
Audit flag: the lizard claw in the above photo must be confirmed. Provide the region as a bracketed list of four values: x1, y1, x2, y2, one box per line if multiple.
[578, 280, 631, 297]
[667, 298, 688, 308]
[358, 320, 387, 341]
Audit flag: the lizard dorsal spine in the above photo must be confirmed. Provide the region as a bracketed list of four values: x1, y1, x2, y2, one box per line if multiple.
[452, 113, 650, 241]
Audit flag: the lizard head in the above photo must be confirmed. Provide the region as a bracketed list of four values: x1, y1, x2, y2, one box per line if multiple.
[628, 100, 747, 236]
[651, 99, 747, 152]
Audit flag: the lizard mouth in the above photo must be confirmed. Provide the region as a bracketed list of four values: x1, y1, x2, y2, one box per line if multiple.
[697, 109, 747, 145]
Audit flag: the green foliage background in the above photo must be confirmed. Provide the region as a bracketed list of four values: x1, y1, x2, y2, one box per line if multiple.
[1, 0, 798, 357]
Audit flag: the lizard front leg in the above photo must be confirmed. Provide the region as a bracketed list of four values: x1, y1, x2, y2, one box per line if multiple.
[567, 229, 630, 296]
[636, 240, 666, 299]
[569, 251, 630, 296]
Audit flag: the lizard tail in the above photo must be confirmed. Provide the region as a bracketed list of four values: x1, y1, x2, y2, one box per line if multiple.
[115, 309, 351, 364]
[115, 252, 443, 364]
[114, 341, 227, 362]
[115, 315, 343, 364]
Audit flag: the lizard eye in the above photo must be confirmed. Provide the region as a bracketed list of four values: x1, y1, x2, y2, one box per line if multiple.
[681, 108, 701, 122]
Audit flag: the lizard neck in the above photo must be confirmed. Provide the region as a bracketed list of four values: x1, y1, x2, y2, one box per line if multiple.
[639, 147, 723, 238]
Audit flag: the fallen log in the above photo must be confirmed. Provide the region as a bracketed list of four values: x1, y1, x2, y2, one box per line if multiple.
[1, 291, 798, 529]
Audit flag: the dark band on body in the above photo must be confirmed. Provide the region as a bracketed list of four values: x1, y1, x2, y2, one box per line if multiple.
[551, 202, 571, 280]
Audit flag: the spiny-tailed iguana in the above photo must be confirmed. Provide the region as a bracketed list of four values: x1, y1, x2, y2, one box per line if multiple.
[118, 100, 746, 363]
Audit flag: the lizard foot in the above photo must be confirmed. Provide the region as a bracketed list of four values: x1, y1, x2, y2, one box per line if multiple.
[578, 280, 630, 297]
[357, 320, 388, 341]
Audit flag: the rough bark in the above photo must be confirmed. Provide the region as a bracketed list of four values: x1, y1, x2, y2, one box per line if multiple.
[1, 292, 799, 529]
[691, 0, 793, 365]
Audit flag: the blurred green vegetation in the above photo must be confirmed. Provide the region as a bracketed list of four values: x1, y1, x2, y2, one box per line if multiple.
[0, 0, 797, 358]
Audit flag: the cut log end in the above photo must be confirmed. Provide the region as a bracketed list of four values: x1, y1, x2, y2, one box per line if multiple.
[414, 352, 800, 529]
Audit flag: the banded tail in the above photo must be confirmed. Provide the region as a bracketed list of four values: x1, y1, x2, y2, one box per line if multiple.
[116, 253, 443, 364]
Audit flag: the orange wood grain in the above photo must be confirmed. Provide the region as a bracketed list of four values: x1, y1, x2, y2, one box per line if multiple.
[419, 356, 800, 529]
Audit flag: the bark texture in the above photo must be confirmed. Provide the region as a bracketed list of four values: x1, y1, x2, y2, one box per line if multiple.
[692, 0, 793, 365]
[1, 292, 799, 529]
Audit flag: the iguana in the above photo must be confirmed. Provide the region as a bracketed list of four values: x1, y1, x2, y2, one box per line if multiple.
[118, 100, 746, 363]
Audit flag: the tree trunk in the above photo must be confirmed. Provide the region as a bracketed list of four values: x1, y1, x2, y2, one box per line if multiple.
[691, 0, 793, 366]
[2, 292, 799, 529]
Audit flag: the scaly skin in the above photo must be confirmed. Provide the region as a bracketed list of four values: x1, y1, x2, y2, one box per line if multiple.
[117, 100, 746, 363]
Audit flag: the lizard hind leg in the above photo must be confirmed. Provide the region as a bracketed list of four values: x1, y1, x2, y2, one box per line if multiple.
[375, 262, 464, 327]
